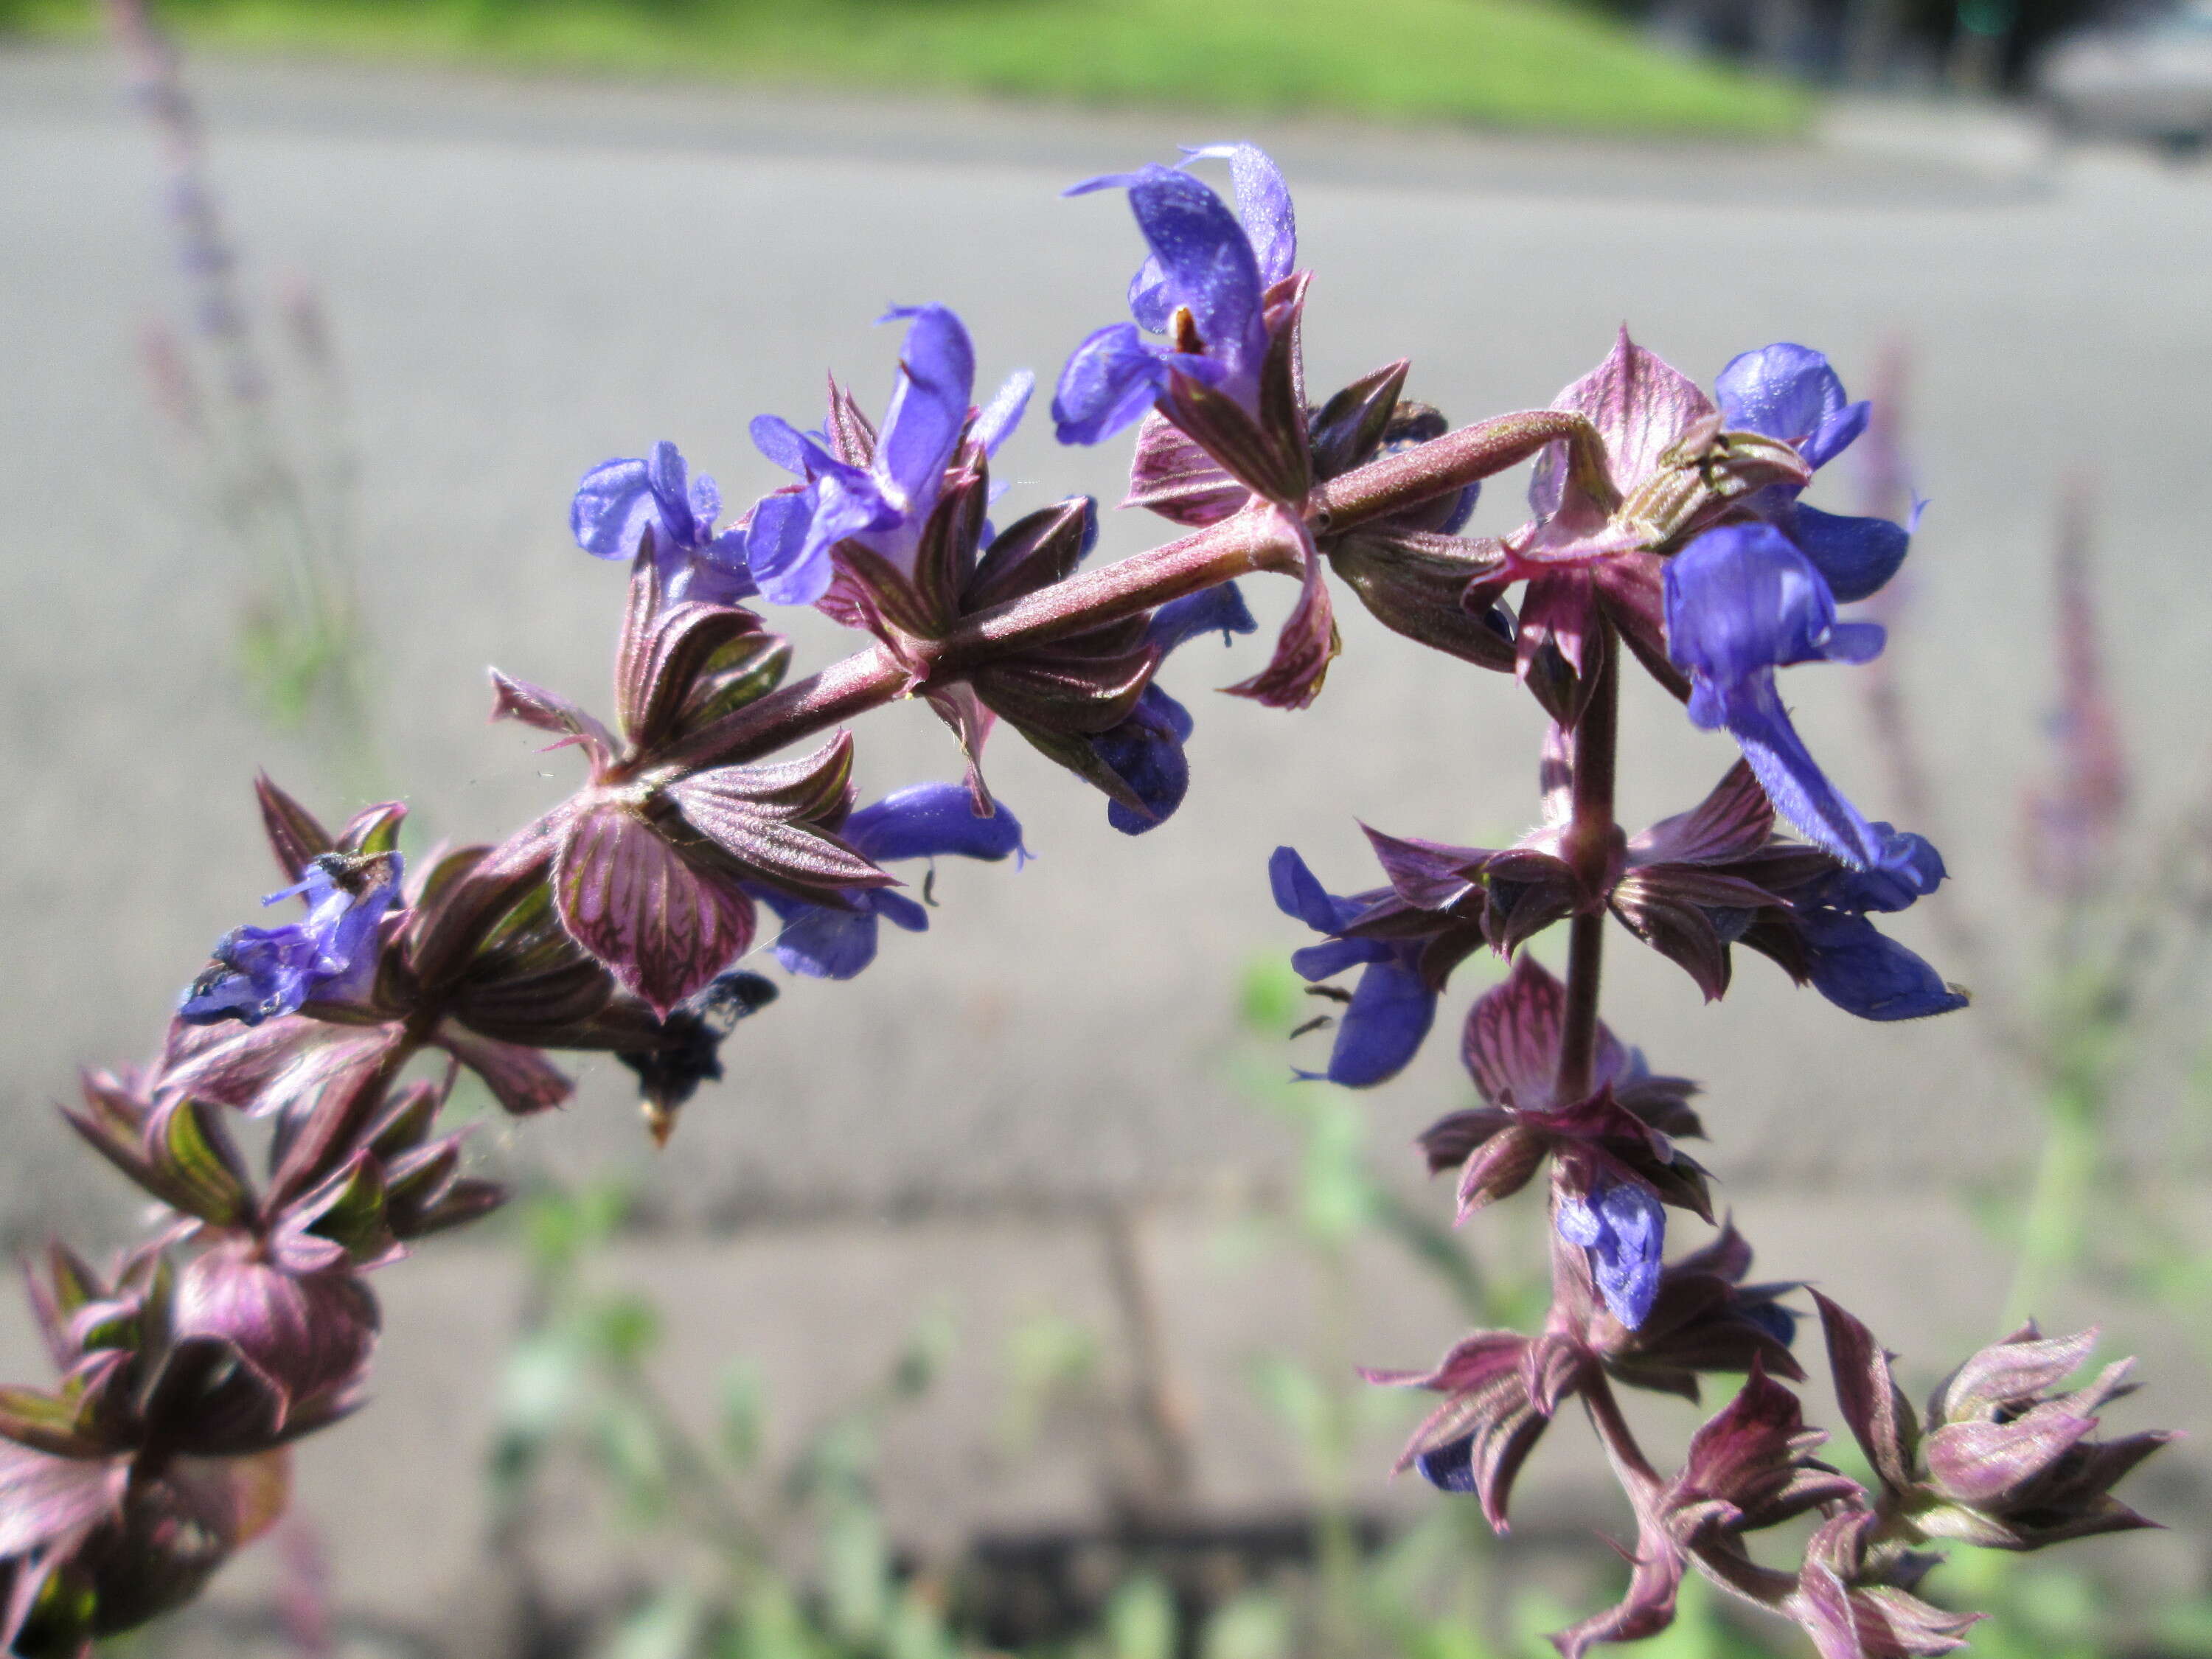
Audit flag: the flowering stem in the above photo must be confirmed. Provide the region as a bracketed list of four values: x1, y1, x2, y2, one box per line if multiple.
[663, 408, 1588, 776]
[1578, 1367, 1661, 1500]
[1307, 408, 1604, 534]
[657, 509, 1294, 774]
[1555, 625, 1620, 1105]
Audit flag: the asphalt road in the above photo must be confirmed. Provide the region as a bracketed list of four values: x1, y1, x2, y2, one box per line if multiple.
[5, 41, 2212, 1635]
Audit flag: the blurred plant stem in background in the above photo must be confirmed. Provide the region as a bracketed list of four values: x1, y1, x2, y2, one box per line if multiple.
[492, 1180, 974, 1659]
[465, 969, 1610, 1659]
[108, 0, 384, 797]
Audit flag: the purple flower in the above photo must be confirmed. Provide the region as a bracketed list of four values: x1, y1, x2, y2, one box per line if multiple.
[1614, 759, 1964, 1021]
[1091, 582, 1258, 835]
[751, 784, 1028, 980]
[1664, 523, 1919, 877]
[745, 305, 1032, 607]
[1268, 846, 1435, 1088]
[571, 439, 758, 607]
[1053, 143, 1295, 446]
[179, 853, 402, 1027]
[1557, 1178, 1666, 1329]
[1365, 1329, 1587, 1526]
[1778, 830, 1967, 1020]
[1715, 344, 1913, 605]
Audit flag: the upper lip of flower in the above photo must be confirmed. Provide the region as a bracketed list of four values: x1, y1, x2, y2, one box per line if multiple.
[741, 305, 1032, 607]
[1051, 144, 1298, 446]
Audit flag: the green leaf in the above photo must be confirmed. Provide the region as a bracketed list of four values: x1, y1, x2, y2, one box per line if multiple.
[495, 1329, 588, 1442]
[0, 1386, 105, 1458]
[891, 1306, 957, 1398]
[718, 1360, 768, 1472]
[303, 1153, 393, 1259]
[1000, 1312, 1102, 1451]
[1248, 1354, 1325, 1449]
[592, 1293, 662, 1365]
[1200, 1593, 1290, 1659]
[1239, 953, 1306, 1035]
[1107, 1573, 1176, 1659]
[41, 1245, 100, 1321]
[600, 1586, 704, 1659]
[1297, 1094, 1374, 1245]
[886, 1585, 956, 1659]
[731, 1582, 819, 1659]
[821, 1500, 891, 1644]
[592, 1395, 671, 1524]
[1369, 1189, 1491, 1321]
[521, 1180, 633, 1277]
[340, 801, 408, 857]
[682, 632, 794, 731]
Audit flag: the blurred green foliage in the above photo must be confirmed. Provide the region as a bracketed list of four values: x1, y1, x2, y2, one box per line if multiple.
[10, 0, 1806, 137]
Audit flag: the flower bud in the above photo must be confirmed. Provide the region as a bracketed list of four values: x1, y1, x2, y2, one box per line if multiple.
[1815, 1296, 2172, 1552]
[170, 1243, 377, 1444]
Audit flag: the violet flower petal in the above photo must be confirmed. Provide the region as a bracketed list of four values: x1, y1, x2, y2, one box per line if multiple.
[845, 783, 1029, 864]
[876, 305, 975, 512]
[755, 786, 1026, 980]
[1290, 936, 1385, 982]
[1146, 581, 1258, 654]
[749, 413, 824, 479]
[1053, 322, 1172, 445]
[1714, 344, 1868, 469]
[1797, 911, 1969, 1021]
[761, 894, 882, 981]
[1122, 165, 1265, 384]
[973, 369, 1036, 457]
[1270, 846, 1364, 936]
[1416, 1433, 1481, 1494]
[1666, 526, 1907, 872]
[1183, 142, 1297, 285]
[873, 891, 933, 932]
[1558, 1182, 1666, 1329]
[741, 488, 824, 605]
[1784, 501, 1910, 606]
[1097, 685, 1195, 835]
[571, 456, 659, 560]
[646, 439, 698, 546]
[1324, 957, 1436, 1088]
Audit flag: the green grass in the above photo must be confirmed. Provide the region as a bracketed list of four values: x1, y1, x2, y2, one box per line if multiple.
[7, 0, 1807, 138]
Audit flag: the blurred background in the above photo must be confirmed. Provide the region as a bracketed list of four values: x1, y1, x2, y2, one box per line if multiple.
[3, 0, 2211, 1654]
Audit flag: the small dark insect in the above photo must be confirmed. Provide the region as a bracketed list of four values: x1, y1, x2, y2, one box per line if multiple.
[620, 971, 781, 1147]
